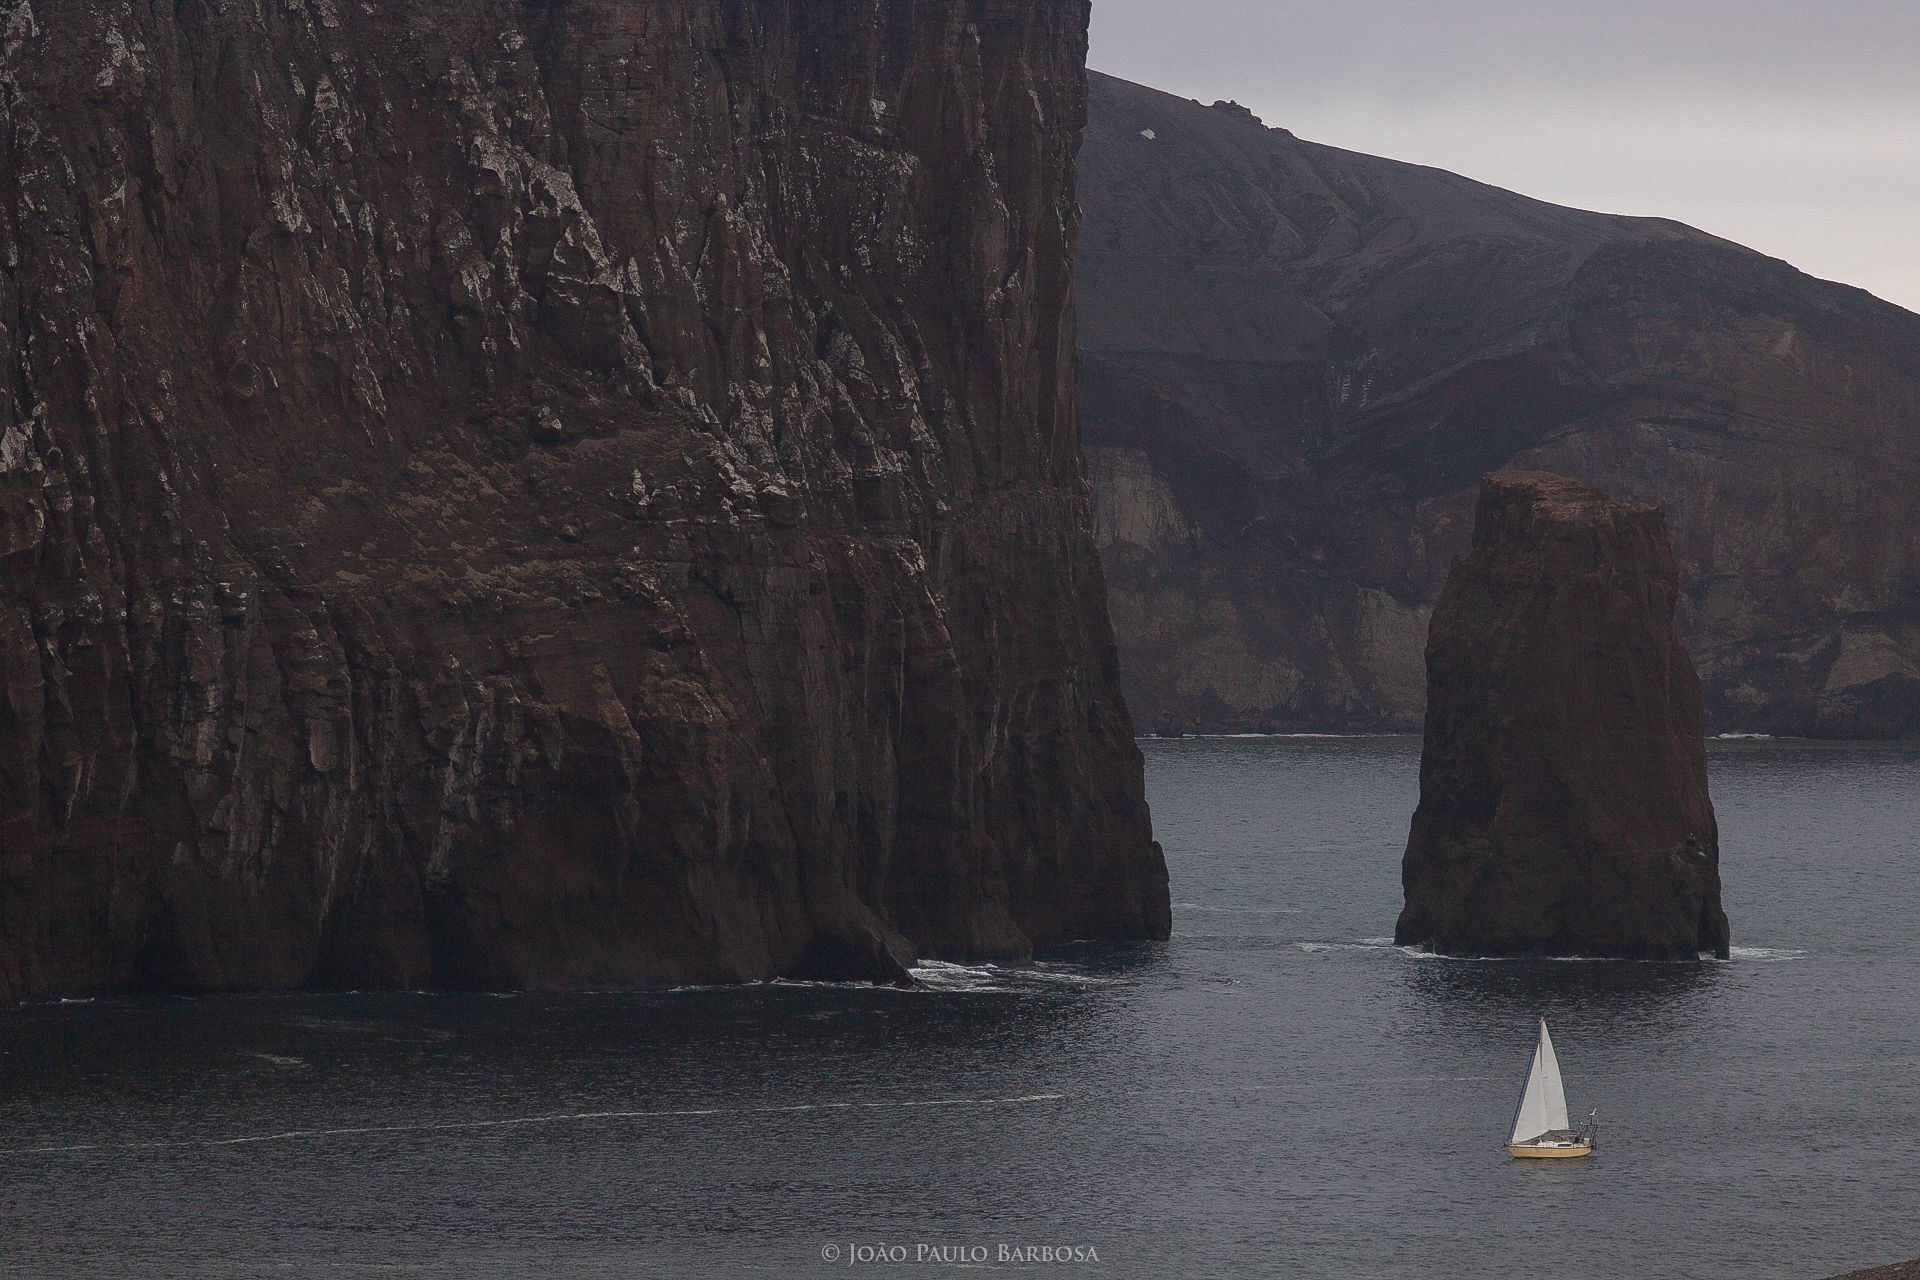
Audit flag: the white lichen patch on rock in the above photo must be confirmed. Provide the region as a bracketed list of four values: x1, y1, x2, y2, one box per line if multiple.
[1, 0, 37, 65]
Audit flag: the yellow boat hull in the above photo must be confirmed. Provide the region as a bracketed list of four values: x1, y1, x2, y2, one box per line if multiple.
[1507, 1141, 1593, 1159]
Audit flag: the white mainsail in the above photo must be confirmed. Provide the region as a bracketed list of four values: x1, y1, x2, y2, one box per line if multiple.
[1508, 1019, 1572, 1144]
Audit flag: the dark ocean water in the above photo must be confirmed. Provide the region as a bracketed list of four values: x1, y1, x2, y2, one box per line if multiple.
[3, 737, 1917, 1280]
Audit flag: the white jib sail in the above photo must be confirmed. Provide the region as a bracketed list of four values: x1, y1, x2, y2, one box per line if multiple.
[1508, 1019, 1572, 1144]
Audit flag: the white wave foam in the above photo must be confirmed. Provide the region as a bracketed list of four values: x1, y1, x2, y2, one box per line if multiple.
[1174, 902, 1304, 915]
[1297, 938, 1400, 956]
[907, 961, 1002, 992]
[906, 961, 1129, 993]
[1299, 939, 1764, 964]
[1021, 965, 1130, 989]
[0, 1092, 1069, 1160]
[250, 1053, 308, 1068]
[1726, 946, 1807, 962]
[1713, 732, 1775, 740]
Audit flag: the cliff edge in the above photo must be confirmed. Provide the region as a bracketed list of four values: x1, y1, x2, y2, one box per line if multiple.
[1395, 473, 1730, 959]
[0, 0, 1168, 997]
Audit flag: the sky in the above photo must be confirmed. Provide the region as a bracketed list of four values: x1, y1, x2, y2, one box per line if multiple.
[1088, 0, 1920, 313]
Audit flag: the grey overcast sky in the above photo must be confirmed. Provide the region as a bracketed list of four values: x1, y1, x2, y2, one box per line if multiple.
[1089, 0, 1920, 313]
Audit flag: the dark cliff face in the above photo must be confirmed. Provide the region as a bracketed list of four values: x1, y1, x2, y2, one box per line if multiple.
[1395, 472, 1730, 959]
[0, 1, 1168, 999]
[1078, 71, 1920, 737]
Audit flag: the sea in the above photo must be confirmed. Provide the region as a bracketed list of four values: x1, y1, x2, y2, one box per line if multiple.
[2, 736, 1916, 1279]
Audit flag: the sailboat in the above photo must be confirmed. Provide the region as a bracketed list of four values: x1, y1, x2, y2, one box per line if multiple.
[1506, 1019, 1596, 1158]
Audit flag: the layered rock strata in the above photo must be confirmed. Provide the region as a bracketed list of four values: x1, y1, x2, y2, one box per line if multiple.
[0, 0, 1168, 998]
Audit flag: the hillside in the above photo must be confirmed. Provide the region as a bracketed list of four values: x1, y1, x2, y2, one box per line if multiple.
[1079, 71, 1920, 735]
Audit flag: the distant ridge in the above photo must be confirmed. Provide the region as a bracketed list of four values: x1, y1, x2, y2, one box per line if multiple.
[1079, 71, 1920, 737]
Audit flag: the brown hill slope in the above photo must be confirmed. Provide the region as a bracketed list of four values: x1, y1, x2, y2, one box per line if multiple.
[1079, 72, 1920, 736]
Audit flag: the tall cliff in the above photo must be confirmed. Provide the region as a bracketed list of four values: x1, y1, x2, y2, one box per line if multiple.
[0, 0, 1168, 999]
[1079, 72, 1920, 737]
[1395, 472, 1730, 960]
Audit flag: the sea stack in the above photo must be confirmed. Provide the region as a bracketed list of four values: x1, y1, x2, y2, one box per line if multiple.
[1394, 473, 1731, 959]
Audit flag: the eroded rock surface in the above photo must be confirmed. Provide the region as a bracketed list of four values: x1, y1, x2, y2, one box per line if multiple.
[1394, 473, 1731, 959]
[0, 0, 1168, 998]
[1079, 72, 1920, 737]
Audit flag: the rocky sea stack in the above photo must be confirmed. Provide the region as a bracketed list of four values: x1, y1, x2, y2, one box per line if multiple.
[0, 1, 1168, 998]
[1394, 472, 1731, 959]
